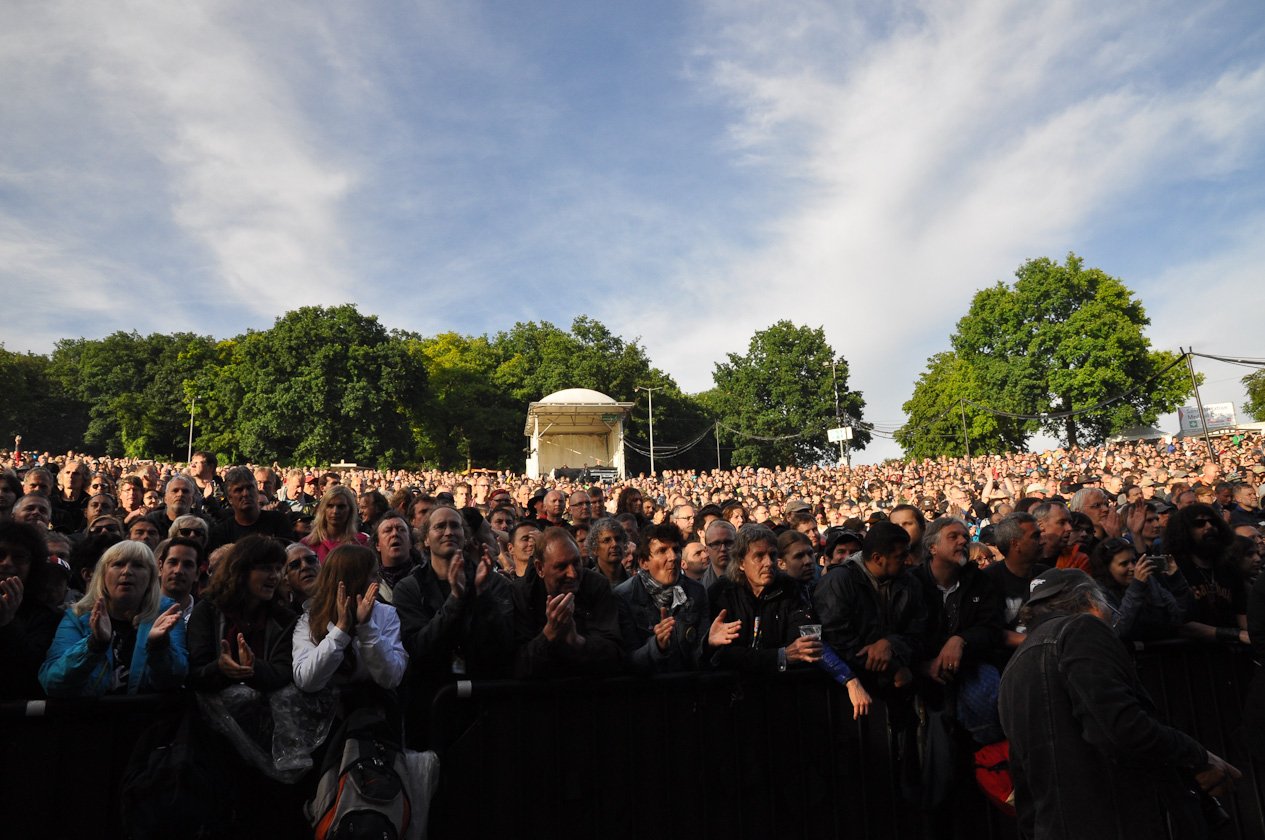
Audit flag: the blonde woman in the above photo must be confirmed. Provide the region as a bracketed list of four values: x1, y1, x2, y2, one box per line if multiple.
[302, 486, 368, 563]
[39, 540, 185, 696]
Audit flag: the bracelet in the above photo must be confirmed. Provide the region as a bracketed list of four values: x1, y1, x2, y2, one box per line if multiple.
[1215, 627, 1240, 644]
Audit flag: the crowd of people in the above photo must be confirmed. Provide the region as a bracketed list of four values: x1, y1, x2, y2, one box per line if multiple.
[1, 430, 1263, 837]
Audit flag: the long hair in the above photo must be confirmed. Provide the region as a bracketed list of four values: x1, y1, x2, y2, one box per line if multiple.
[726, 524, 778, 584]
[1165, 503, 1234, 562]
[308, 485, 361, 544]
[73, 540, 162, 626]
[201, 534, 288, 619]
[307, 544, 378, 644]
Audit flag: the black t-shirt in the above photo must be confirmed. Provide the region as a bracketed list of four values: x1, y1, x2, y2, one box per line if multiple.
[110, 621, 138, 694]
[208, 509, 295, 550]
[1176, 557, 1247, 627]
[983, 561, 1051, 630]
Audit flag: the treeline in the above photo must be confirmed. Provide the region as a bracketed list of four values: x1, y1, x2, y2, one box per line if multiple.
[0, 307, 866, 471]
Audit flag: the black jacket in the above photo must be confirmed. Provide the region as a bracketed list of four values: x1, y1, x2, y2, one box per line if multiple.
[911, 562, 1003, 664]
[812, 558, 926, 671]
[999, 612, 1207, 839]
[0, 599, 60, 701]
[187, 599, 296, 692]
[706, 574, 812, 674]
[613, 574, 709, 674]
[512, 568, 623, 679]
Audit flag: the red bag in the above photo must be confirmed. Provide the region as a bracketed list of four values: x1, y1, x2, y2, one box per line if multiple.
[973, 740, 1016, 816]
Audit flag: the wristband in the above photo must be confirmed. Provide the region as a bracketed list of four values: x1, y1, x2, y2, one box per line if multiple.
[1214, 627, 1240, 644]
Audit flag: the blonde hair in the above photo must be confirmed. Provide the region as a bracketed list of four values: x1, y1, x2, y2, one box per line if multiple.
[308, 485, 361, 545]
[73, 541, 163, 626]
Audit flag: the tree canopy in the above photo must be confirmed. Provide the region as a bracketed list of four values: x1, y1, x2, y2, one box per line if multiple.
[897, 254, 1190, 457]
[711, 321, 867, 467]
[1244, 370, 1265, 422]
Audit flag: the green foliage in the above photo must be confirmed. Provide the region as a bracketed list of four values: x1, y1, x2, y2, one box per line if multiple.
[0, 346, 89, 453]
[900, 253, 1190, 457]
[896, 351, 1026, 459]
[193, 306, 427, 467]
[1244, 370, 1265, 421]
[48, 332, 216, 457]
[711, 321, 867, 467]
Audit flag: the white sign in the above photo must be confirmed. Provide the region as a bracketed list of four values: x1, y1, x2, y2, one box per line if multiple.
[827, 426, 854, 443]
[1178, 403, 1236, 433]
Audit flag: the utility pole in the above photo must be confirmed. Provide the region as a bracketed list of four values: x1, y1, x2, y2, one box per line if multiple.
[960, 398, 971, 459]
[830, 360, 848, 466]
[715, 422, 721, 470]
[636, 385, 663, 477]
[1182, 348, 1216, 461]
[187, 396, 197, 463]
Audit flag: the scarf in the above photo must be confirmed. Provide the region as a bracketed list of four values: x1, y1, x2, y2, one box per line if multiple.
[638, 569, 689, 614]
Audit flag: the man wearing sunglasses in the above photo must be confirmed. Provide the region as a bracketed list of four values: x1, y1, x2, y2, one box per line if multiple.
[1168, 503, 1248, 646]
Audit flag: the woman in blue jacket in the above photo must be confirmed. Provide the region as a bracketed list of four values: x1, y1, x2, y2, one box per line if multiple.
[39, 539, 185, 696]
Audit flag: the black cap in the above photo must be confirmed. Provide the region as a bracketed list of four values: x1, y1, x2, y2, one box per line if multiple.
[1026, 568, 1092, 606]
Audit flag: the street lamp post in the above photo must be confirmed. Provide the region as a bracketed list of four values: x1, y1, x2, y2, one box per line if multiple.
[187, 396, 197, 463]
[829, 360, 848, 466]
[636, 385, 663, 477]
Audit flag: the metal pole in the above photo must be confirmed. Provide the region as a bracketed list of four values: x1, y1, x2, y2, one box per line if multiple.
[1183, 348, 1216, 461]
[715, 422, 721, 470]
[187, 396, 197, 463]
[831, 360, 845, 465]
[636, 385, 663, 477]
[960, 398, 971, 459]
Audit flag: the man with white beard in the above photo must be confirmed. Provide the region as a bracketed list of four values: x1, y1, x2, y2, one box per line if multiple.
[911, 517, 1006, 745]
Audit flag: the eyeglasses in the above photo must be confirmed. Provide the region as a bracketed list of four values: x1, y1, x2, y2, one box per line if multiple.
[1191, 517, 1216, 528]
[178, 528, 206, 537]
[707, 539, 735, 549]
[286, 554, 319, 572]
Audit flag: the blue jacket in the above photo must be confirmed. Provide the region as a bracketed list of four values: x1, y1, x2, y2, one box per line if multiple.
[38, 596, 188, 696]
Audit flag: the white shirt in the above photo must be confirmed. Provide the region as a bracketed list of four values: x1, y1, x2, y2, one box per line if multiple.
[292, 601, 408, 692]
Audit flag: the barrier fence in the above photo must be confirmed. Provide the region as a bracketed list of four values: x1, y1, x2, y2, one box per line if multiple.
[1, 644, 1260, 840]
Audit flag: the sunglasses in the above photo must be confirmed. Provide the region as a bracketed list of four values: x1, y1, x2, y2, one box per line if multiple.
[178, 528, 206, 537]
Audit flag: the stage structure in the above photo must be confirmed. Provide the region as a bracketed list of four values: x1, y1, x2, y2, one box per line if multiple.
[524, 388, 634, 480]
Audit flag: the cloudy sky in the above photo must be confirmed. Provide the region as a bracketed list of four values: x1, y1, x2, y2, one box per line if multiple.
[3, 0, 1263, 463]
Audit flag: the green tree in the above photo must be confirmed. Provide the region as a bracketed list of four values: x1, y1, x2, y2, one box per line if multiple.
[49, 332, 217, 457]
[938, 253, 1190, 450]
[0, 346, 88, 453]
[1244, 370, 1265, 421]
[896, 351, 1027, 459]
[711, 321, 867, 467]
[194, 306, 427, 466]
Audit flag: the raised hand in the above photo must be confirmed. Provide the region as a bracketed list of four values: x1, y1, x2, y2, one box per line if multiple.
[474, 544, 494, 594]
[708, 609, 741, 647]
[218, 638, 254, 680]
[653, 606, 676, 652]
[335, 581, 353, 633]
[236, 633, 255, 670]
[355, 582, 379, 624]
[0, 576, 24, 628]
[448, 553, 468, 599]
[543, 592, 575, 642]
[89, 597, 112, 648]
[146, 603, 182, 647]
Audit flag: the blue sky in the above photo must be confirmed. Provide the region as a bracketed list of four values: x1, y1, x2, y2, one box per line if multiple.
[2, 1, 1264, 464]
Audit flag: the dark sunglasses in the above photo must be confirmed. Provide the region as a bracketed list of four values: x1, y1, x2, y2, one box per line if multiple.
[178, 527, 207, 537]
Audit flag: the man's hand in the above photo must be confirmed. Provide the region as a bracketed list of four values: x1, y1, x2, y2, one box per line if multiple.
[89, 597, 112, 648]
[785, 635, 822, 664]
[651, 606, 676, 652]
[708, 609, 741, 648]
[1197, 751, 1243, 798]
[1125, 503, 1147, 541]
[857, 638, 894, 672]
[933, 635, 965, 683]
[146, 603, 182, 647]
[1101, 506, 1123, 539]
[543, 592, 575, 642]
[0, 576, 24, 628]
[447, 553, 468, 599]
[846, 679, 872, 720]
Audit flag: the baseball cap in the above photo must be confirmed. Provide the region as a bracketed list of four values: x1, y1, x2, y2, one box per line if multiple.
[1027, 568, 1093, 606]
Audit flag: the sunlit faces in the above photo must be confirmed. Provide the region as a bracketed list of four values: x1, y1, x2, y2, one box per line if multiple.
[14, 496, 51, 528]
[22, 472, 51, 497]
[227, 481, 258, 518]
[930, 522, 969, 566]
[375, 517, 412, 566]
[681, 542, 710, 578]
[740, 538, 777, 592]
[641, 538, 680, 586]
[1108, 549, 1138, 588]
[777, 539, 815, 583]
[1038, 505, 1072, 555]
[246, 561, 282, 604]
[426, 507, 465, 561]
[592, 528, 622, 568]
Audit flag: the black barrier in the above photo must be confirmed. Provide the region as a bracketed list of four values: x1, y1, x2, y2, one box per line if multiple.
[1, 644, 1261, 840]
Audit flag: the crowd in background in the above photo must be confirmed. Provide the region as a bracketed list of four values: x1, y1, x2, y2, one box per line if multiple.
[1, 430, 1262, 836]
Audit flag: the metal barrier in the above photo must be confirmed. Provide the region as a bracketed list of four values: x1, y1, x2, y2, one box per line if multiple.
[1, 644, 1260, 840]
